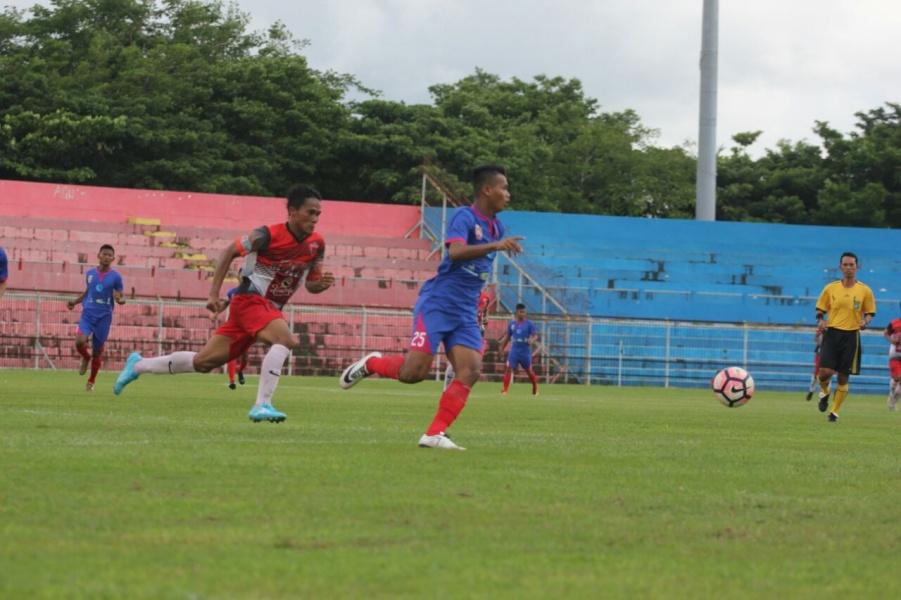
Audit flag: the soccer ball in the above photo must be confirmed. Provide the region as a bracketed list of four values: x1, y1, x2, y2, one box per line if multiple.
[711, 366, 755, 407]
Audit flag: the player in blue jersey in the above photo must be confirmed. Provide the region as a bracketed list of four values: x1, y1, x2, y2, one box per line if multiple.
[498, 303, 540, 396]
[67, 244, 125, 391]
[0, 246, 8, 299]
[339, 165, 524, 450]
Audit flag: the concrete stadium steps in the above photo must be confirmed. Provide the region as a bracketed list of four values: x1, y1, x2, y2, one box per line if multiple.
[479, 208, 901, 324]
[6, 261, 422, 308]
[4, 215, 438, 309]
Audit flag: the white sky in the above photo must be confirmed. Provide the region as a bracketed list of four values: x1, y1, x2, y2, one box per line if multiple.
[6, 0, 901, 156]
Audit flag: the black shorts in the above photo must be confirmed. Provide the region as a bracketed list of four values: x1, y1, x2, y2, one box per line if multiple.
[819, 328, 862, 375]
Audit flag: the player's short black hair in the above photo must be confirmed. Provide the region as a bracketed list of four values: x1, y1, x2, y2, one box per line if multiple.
[99, 244, 115, 254]
[515, 303, 527, 310]
[286, 184, 322, 209]
[472, 165, 506, 192]
[840, 251, 859, 265]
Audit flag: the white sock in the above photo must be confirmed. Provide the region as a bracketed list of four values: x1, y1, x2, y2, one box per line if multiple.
[255, 344, 290, 407]
[135, 352, 197, 375]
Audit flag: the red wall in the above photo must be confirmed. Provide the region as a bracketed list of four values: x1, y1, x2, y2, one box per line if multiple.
[0, 180, 420, 237]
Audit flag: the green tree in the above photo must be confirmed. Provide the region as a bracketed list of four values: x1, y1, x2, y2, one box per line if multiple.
[0, 0, 356, 195]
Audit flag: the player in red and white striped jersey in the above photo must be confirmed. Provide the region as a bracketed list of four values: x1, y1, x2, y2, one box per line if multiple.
[113, 185, 335, 423]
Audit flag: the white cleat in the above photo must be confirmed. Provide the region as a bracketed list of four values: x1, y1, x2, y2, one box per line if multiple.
[339, 352, 381, 389]
[418, 432, 466, 451]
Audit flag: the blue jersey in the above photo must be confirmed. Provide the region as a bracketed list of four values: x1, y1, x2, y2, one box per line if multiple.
[507, 319, 536, 351]
[0, 247, 8, 283]
[82, 268, 123, 316]
[418, 206, 505, 314]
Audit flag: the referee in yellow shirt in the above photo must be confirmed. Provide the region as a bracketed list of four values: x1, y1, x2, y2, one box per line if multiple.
[815, 252, 876, 422]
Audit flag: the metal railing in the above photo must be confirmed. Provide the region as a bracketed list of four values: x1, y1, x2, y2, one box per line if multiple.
[0, 291, 892, 395]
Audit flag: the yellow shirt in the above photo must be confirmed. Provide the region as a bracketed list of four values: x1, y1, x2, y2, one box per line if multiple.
[816, 280, 876, 331]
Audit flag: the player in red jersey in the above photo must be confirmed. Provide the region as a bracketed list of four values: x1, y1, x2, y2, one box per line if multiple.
[113, 185, 335, 422]
[220, 287, 249, 390]
[443, 287, 493, 391]
[885, 302, 901, 411]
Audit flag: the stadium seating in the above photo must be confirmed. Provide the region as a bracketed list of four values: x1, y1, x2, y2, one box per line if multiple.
[2, 181, 437, 309]
[422, 207, 900, 327]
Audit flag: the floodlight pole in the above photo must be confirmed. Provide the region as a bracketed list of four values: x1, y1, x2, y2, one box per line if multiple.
[696, 0, 718, 221]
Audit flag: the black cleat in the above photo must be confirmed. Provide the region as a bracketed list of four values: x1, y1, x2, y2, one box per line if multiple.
[805, 391, 814, 402]
[237, 371, 245, 385]
[818, 393, 830, 413]
[228, 382, 236, 390]
[828, 412, 839, 422]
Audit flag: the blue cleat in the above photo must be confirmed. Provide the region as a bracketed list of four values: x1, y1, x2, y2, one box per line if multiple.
[248, 403, 286, 423]
[113, 352, 143, 396]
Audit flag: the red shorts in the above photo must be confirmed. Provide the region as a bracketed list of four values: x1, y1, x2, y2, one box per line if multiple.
[891, 358, 901, 379]
[215, 294, 284, 360]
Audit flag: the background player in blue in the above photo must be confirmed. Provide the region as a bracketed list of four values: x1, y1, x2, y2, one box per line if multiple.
[498, 303, 540, 396]
[339, 165, 523, 450]
[67, 244, 125, 390]
[0, 246, 8, 300]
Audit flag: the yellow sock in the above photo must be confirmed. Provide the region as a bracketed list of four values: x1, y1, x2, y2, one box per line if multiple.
[832, 383, 849, 414]
[819, 378, 831, 396]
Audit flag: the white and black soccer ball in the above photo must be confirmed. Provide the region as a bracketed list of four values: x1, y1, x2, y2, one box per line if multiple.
[711, 366, 755, 407]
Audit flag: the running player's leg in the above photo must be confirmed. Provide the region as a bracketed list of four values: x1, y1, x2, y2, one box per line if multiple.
[525, 366, 539, 396]
[443, 362, 455, 392]
[806, 350, 821, 401]
[889, 359, 901, 411]
[817, 331, 838, 412]
[252, 317, 298, 419]
[75, 316, 93, 375]
[86, 315, 112, 390]
[418, 322, 483, 450]
[829, 372, 850, 421]
[227, 359, 237, 389]
[113, 332, 233, 395]
[341, 302, 442, 388]
[423, 344, 480, 442]
[828, 332, 858, 421]
[516, 350, 538, 395]
[237, 352, 248, 385]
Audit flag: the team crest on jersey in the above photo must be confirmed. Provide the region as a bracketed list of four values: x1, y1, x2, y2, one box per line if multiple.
[473, 224, 483, 241]
[853, 298, 861, 311]
[309, 242, 320, 255]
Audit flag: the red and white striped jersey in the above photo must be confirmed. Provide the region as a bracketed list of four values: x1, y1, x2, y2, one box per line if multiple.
[233, 223, 325, 308]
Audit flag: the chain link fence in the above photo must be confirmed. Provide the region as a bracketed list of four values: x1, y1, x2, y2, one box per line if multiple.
[0, 291, 892, 395]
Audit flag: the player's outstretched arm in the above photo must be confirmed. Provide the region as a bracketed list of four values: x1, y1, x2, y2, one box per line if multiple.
[67, 290, 87, 310]
[305, 261, 335, 294]
[447, 236, 524, 261]
[206, 244, 242, 314]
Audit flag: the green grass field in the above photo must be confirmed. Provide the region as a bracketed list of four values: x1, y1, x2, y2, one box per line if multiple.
[1, 369, 899, 599]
